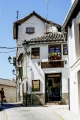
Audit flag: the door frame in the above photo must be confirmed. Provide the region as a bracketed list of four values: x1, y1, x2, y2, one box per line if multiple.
[45, 73, 62, 103]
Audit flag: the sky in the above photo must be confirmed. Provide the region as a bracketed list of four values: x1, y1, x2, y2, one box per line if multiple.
[0, 0, 71, 79]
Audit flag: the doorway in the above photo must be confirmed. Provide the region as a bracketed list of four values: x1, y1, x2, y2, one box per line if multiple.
[45, 73, 62, 103]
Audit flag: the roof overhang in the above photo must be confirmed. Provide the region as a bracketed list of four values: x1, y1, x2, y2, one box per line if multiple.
[22, 32, 66, 45]
[13, 11, 62, 40]
[62, 0, 80, 31]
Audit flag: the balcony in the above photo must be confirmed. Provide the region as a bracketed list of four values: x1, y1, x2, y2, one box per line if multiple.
[48, 52, 61, 61]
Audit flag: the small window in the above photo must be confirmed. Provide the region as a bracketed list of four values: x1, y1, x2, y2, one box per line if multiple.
[63, 44, 68, 55]
[26, 27, 35, 34]
[32, 80, 40, 92]
[48, 44, 61, 60]
[31, 47, 40, 59]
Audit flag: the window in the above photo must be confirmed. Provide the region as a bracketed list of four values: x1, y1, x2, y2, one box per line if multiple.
[32, 80, 40, 92]
[48, 44, 61, 60]
[31, 47, 40, 59]
[63, 44, 68, 55]
[26, 27, 35, 34]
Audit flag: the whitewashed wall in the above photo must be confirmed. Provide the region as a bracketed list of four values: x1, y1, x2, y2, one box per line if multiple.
[26, 44, 69, 94]
[17, 15, 58, 57]
[17, 14, 63, 103]
[67, 11, 80, 114]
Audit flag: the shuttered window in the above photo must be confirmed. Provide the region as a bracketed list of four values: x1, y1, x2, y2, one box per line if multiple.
[26, 27, 35, 34]
[19, 67, 23, 78]
[31, 47, 40, 59]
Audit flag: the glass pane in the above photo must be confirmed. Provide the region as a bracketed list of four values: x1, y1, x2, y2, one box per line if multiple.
[63, 44, 68, 55]
[49, 45, 61, 60]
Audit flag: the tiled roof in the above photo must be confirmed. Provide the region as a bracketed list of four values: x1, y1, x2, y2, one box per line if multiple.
[23, 32, 66, 44]
[0, 78, 16, 87]
[62, 0, 80, 31]
[13, 11, 62, 39]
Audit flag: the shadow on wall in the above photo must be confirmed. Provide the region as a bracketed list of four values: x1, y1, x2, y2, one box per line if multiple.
[23, 82, 45, 106]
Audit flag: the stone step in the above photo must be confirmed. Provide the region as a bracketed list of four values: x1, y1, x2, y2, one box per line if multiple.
[45, 101, 60, 105]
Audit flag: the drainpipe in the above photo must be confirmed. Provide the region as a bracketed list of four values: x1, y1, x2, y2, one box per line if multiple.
[68, 78, 70, 110]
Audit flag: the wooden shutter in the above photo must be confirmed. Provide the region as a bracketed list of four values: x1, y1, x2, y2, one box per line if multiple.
[19, 67, 23, 78]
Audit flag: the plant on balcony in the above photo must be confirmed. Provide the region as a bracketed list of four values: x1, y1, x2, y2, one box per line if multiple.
[48, 52, 61, 60]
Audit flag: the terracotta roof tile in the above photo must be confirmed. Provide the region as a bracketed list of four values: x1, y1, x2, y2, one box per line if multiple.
[24, 32, 66, 44]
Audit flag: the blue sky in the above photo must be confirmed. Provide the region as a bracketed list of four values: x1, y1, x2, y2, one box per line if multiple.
[0, 0, 71, 79]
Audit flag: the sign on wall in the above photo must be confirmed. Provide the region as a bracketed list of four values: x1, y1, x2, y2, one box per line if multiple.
[32, 80, 40, 92]
[41, 61, 64, 68]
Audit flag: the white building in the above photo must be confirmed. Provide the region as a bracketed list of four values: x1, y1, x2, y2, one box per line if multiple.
[62, 0, 80, 115]
[13, 11, 69, 105]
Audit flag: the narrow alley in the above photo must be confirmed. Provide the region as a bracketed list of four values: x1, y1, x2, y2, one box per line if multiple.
[0, 103, 79, 120]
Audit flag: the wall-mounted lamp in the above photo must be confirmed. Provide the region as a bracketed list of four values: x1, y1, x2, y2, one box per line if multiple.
[26, 51, 30, 55]
[38, 61, 40, 66]
[22, 40, 30, 55]
[64, 59, 67, 64]
[8, 56, 18, 66]
[8, 56, 13, 64]
[12, 69, 16, 75]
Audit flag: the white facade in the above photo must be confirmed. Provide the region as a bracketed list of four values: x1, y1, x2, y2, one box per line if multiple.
[14, 12, 69, 105]
[67, 12, 80, 114]
[26, 43, 68, 94]
[17, 15, 58, 57]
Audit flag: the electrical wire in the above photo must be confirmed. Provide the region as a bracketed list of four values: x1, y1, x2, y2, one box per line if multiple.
[0, 46, 22, 49]
[0, 50, 16, 53]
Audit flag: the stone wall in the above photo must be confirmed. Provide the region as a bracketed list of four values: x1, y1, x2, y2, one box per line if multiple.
[26, 93, 45, 105]
[62, 93, 69, 104]
[23, 93, 27, 105]
[26, 93, 68, 105]
[32, 93, 45, 105]
[0, 85, 16, 102]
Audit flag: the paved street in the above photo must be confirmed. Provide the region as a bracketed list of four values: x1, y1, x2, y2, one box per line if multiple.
[0, 103, 79, 120]
[6, 105, 62, 120]
[0, 103, 62, 120]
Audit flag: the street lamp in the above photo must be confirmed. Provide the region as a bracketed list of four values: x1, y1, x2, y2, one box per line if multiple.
[22, 40, 30, 55]
[8, 56, 13, 64]
[12, 69, 16, 75]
